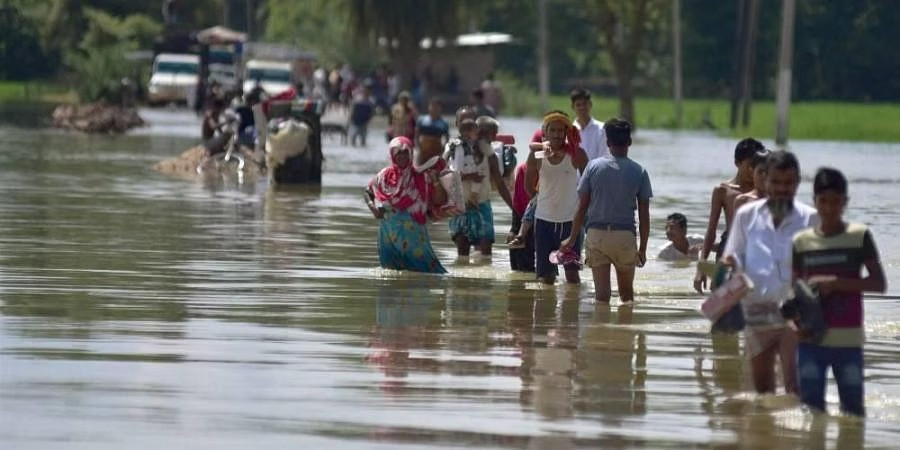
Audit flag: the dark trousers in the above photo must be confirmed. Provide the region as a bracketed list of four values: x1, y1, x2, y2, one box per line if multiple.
[509, 212, 534, 272]
[798, 343, 865, 416]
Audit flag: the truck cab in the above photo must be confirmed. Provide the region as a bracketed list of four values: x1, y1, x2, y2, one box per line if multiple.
[147, 53, 199, 106]
[243, 59, 295, 98]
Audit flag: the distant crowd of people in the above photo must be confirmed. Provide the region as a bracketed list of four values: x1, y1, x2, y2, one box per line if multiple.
[198, 61, 504, 157]
[364, 86, 887, 418]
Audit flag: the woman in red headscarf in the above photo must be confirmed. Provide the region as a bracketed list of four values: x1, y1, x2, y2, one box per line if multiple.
[366, 136, 447, 273]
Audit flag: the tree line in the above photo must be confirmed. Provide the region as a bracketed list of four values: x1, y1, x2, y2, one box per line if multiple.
[2, 0, 897, 106]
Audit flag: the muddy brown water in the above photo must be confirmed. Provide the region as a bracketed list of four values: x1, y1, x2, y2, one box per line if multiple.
[2, 106, 899, 448]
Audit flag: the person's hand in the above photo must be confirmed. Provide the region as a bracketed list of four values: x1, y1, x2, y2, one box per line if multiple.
[693, 272, 707, 293]
[559, 236, 575, 251]
[809, 275, 839, 295]
[720, 254, 737, 268]
[636, 249, 647, 268]
[372, 208, 384, 219]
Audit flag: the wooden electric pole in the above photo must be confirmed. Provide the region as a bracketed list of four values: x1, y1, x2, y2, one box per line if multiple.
[537, 0, 549, 114]
[673, 0, 683, 127]
[740, 0, 759, 127]
[775, 0, 796, 147]
[729, 0, 747, 129]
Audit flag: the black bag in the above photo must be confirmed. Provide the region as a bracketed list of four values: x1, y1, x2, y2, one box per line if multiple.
[781, 279, 827, 343]
[501, 145, 517, 175]
[709, 263, 745, 333]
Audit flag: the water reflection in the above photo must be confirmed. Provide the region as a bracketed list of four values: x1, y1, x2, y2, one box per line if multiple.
[695, 332, 745, 415]
[367, 278, 443, 393]
[577, 303, 647, 421]
[3, 107, 900, 448]
[261, 184, 325, 261]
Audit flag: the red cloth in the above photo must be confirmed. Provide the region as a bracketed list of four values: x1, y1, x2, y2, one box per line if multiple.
[512, 163, 531, 216]
[260, 86, 298, 115]
[369, 137, 430, 224]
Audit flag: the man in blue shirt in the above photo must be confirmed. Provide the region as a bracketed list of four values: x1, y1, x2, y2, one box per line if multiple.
[416, 98, 450, 145]
[349, 85, 376, 146]
[561, 118, 652, 302]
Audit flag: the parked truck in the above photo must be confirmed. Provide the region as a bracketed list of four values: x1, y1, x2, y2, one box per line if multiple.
[147, 53, 199, 106]
[243, 59, 295, 97]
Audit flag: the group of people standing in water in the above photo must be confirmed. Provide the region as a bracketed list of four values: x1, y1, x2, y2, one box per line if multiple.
[364, 87, 888, 417]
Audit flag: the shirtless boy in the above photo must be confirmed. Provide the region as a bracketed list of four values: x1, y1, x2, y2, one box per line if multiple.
[693, 138, 764, 293]
[732, 148, 770, 212]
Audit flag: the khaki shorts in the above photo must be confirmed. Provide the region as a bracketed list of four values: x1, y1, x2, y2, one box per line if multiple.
[585, 229, 637, 268]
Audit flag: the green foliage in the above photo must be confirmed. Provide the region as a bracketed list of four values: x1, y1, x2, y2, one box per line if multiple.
[63, 8, 162, 102]
[493, 71, 542, 117]
[345, 0, 470, 85]
[6, 0, 900, 106]
[548, 94, 900, 142]
[263, 0, 380, 69]
[0, 4, 55, 79]
[65, 42, 134, 102]
[81, 8, 161, 50]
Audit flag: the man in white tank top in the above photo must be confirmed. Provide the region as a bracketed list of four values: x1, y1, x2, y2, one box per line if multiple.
[525, 111, 589, 284]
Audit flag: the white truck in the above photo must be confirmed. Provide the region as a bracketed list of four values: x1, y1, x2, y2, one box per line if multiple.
[243, 59, 295, 97]
[147, 53, 199, 106]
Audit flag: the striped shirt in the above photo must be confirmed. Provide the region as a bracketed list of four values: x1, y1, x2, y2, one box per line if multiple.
[792, 223, 879, 347]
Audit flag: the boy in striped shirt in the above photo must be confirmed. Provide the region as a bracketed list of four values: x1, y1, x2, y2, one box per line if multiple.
[791, 167, 887, 416]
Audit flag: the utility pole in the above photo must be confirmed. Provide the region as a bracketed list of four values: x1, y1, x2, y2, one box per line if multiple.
[672, 0, 683, 127]
[729, 0, 747, 129]
[537, 0, 549, 114]
[775, 0, 796, 147]
[740, 0, 759, 127]
[245, 0, 253, 41]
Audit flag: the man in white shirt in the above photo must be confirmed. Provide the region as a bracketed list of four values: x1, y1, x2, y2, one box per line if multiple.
[657, 213, 704, 261]
[570, 87, 607, 161]
[722, 150, 818, 395]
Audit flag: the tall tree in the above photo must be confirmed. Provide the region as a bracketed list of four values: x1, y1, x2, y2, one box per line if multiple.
[583, 0, 667, 124]
[0, 4, 54, 79]
[346, 0, 466, 90]
[263, 0, 378, 68]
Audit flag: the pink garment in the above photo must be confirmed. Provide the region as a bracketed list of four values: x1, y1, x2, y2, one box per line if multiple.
[369, 137, 430, 224]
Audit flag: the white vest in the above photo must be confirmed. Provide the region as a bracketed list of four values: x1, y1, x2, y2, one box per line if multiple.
[535, 153, 578, 223]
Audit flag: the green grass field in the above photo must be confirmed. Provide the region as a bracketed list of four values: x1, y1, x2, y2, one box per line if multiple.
[548, 96, 900, 143]
[3, 79, 897, 142]
[0, 80, 75, 104]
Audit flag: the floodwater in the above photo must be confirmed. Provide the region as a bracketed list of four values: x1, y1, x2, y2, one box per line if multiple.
[1, 105, 899, 449]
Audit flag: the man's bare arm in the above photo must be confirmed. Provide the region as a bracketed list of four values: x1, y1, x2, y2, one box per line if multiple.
[637, 199, 650, 267]
[700, 185, 725, 261]
[525, 151, 540, 198]
[489, 155, 514, 209]
[561, 194, 590, 250]
[571, 147, 589, 172]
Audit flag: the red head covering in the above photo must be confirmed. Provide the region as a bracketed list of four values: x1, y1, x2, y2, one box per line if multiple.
[369, 137, 430, 224]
